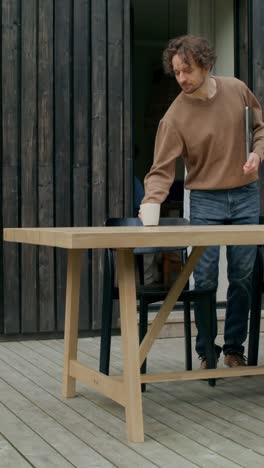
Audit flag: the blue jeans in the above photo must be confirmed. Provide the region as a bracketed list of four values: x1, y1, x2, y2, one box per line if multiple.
[190, 182, 260, 358]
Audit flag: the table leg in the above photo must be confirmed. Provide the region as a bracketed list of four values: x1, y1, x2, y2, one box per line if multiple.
[117, 249, 144, 443]
[63, 249, 82, 398]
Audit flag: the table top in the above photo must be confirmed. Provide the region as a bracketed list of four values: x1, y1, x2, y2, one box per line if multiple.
[4, 225, 264, 249]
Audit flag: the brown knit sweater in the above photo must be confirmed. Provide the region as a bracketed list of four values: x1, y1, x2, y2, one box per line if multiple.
[143, 76, 264, 204]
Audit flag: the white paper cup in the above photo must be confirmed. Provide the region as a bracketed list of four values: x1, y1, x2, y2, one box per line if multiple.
[140, 203, 160, 226]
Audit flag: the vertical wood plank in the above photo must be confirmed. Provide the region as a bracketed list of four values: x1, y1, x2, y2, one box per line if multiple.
[108, 0, 123, 218]
[236, 0, 249, 85]
[0, 0, 2, 333]
[2, 0, 21, 333]
[123, 0, 133, 217]
[252, 0, 264, 214]
[252, 1, 264, 106]
[91, 0, 107, 329]
[107, 0, 124, 328]
[38, 0, 55, 331]
[54, 0, 72, 330]
[73, 0, 91, 329]
[21, 0, 38, 332]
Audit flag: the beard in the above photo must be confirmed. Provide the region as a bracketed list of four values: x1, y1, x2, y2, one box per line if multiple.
[181, 75, 207, 95]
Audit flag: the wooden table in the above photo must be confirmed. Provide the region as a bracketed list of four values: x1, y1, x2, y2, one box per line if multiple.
[4, 224, 264, 443]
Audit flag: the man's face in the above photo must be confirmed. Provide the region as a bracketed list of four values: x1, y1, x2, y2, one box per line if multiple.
[172, 54, 209, 95]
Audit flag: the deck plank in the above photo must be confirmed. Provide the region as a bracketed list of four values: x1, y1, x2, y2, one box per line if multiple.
[0, 400, 74, 467]
[1, 336, 264, 467]
[0, 362, 113, 467]
[0, 432, 33, 468]
[0, 342, 194, 468]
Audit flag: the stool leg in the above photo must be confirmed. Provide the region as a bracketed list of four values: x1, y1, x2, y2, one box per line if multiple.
[99, 298, 113, 374]
[248, 296, 261, 366]
[99, 251, 114, 375]
[183, 301, 192, 370]
[207, 293, 216, 387]
[163, 257, 169, 287]
[139, 297, 148, 392]
[199, 294, 216, 387]
[248, 248, 262, 365]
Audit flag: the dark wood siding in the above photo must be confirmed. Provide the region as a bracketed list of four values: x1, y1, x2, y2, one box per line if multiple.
[234, 0, 250, 85]
[54, 0, 72, 331]
[21, 0, 38, 332]
[251, 0, 264, 214]
[2, 0, 20, 334]
[235, 0, 264, 214]
[73, 0, 91, 330]
[38, 0, 55, 332]
[0, 0, 132, 335]
[91, 0, 107, 330]
[252, 1, 264, 108]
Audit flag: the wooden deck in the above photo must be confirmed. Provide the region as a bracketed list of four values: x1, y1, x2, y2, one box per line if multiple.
[1, 335, 264, 467]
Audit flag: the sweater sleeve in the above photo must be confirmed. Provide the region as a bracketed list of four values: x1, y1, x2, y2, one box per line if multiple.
[142, 119, 184, 204]
[246, 86, 264, 160]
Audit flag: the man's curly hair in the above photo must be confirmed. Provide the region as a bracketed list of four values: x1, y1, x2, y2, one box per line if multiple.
[163, 35, 217, 76]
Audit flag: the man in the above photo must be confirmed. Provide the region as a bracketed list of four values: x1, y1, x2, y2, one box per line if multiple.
[141, 35, 264, 368]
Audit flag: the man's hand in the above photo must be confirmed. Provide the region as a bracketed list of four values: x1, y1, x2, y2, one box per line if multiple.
[243, 152, 261, 175]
